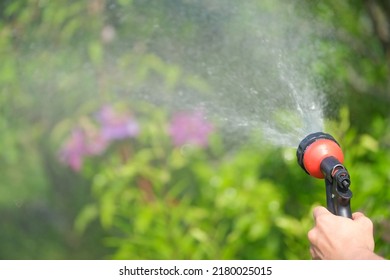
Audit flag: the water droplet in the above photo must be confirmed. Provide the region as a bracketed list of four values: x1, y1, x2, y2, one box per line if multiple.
[14, 200, 22, 208]
[180, 144, 194, 156]
[249, 88, 259, 95]
[238, 122, 249, 127]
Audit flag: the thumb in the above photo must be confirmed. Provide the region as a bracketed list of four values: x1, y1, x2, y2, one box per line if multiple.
[313, 206, 331, 219]
[352, 212, 366, 220]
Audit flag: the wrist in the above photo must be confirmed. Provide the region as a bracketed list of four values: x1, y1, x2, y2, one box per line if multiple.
[344, 249, 384, 260]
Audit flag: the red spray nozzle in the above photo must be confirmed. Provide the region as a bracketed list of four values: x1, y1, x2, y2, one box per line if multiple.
[296, 132, 344, 179]
[297, 132, 352, 218]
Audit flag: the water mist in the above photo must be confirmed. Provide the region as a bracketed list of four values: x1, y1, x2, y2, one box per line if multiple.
[116, 0, 326, 148]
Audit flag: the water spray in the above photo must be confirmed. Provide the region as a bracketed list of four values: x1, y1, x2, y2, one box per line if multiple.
[296, 132, 352, 218]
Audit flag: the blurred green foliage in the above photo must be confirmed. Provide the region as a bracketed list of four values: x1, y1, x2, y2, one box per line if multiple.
[0, 0, 390, 260]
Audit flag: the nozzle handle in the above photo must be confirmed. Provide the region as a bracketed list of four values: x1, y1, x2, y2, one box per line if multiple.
[322, 157, 353, 219]
[325, 179, 352, 218]
[336, 201, 352, 218]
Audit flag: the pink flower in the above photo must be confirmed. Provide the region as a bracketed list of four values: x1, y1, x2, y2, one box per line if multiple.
[59, 126, 108, 172]
[59, 128, 89, 171]
[169, 111, 214, 148]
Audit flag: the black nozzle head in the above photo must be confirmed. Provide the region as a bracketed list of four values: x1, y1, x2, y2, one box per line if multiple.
[296, 132, 339, 173]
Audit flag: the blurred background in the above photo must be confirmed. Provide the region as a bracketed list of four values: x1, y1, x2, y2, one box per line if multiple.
[1, 0, 390, 260]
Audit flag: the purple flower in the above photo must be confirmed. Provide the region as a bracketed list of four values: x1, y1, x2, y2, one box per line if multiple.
[59, 105, 140, 172]
[169, 111, 214, 148]
[96, 105, 140, 141]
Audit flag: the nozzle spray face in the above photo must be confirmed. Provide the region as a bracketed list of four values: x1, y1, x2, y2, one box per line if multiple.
[296, 132, 344, 179]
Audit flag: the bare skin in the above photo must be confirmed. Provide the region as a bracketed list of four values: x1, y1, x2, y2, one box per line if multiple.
[308, 206, 384, 260]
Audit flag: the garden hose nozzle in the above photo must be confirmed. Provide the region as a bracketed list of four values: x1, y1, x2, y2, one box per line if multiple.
[296, 132, 352, 218]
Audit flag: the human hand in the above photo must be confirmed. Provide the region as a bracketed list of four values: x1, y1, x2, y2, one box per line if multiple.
[308, 206, 383, 260]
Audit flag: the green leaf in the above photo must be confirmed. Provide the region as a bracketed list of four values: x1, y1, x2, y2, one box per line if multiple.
[74, 204, 99, 234]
